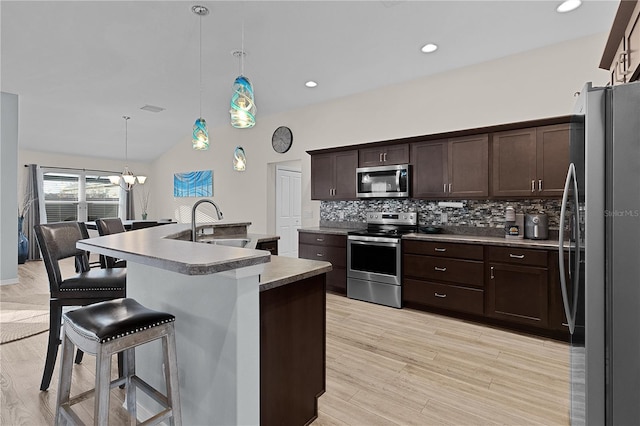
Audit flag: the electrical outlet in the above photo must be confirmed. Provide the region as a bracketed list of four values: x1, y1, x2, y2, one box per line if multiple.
[339, 211, 345, 220]
[441, 213, 448, 223]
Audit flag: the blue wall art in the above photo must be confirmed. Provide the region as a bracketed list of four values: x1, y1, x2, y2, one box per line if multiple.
[174, 170, 213, 197]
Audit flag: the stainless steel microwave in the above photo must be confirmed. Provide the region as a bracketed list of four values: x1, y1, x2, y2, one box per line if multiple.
[356, 164, 410, 198]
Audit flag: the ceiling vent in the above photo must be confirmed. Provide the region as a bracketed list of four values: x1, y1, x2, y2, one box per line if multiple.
[140, 104, 165, 113]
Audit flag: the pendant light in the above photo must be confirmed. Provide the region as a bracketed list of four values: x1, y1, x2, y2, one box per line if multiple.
[233, 146, 246, 171]
[109, 116, 147, 191]
[192, 5, 209, 150]
[229, 18, 256, 129]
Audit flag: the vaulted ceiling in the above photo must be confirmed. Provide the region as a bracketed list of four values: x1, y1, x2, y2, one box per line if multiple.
[1, 1, 618, 162]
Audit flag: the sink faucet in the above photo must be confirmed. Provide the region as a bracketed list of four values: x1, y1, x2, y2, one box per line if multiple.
[191, 199, 224, 241]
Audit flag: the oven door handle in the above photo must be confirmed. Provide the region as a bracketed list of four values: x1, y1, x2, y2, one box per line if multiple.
[348, 239, 399, 247]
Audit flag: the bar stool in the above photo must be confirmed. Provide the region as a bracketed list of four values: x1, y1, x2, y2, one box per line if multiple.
[56, 298, 181, 426]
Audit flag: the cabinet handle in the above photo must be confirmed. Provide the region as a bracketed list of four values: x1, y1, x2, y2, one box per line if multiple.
[379, 153, 383, 162]
[509, 253, 525, 259]
[316, 253, 324, 257]
[490, 266, 495, 279]
[384, 153, 387, 162]
[618, 51, 630, 76]
[443, 184, 447, 193]
[531, 180, 536, 192]
[434, 266, 447, 272]
[434, 292, 447, 298]
[434, 248, 447, 252]
[316, 238, 324, 242]
[448, 183, 452, 193]
[538, 179, 543, 191]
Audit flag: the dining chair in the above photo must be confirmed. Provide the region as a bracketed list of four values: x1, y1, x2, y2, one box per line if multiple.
[130, 221, 159, 230]
[34, 221, 127, 391]
[95, 217, 127, 268]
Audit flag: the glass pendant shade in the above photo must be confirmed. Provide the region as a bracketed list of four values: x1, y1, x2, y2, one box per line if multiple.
[230, 75, 256, 128]
[233, 146, 246, 171]
[192, 117, 209, 150]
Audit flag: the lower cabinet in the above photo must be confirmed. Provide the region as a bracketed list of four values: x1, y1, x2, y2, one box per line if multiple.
[403, 239, 568, 339]
[403, 240, 485, 315]
[298, 231, 347, 294]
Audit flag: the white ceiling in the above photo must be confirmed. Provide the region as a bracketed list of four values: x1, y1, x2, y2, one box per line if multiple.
[1, 1, 618, 163]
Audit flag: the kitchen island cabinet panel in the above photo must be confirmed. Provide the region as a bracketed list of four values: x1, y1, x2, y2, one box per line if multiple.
[260, 273, 325, 425]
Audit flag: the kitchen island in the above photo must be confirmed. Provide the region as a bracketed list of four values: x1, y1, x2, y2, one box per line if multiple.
[77, 222, 331, 425]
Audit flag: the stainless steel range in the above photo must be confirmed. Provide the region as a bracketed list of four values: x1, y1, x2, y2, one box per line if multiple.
[347, 212, 417, 308]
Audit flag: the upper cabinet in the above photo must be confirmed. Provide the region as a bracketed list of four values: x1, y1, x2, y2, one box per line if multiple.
[600, 0, 640, 85]
[411, 135, 488, 199]
[491, 124, 569, 197]
[310, 150, 358, 200]
[358, 144, 409, 167]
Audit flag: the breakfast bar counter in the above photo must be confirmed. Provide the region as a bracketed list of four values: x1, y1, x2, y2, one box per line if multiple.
[78, 222, 331, 425]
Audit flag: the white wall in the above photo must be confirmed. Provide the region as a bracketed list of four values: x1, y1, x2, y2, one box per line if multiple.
[1, 92, 19, 284]
[151, 33, 611, 234]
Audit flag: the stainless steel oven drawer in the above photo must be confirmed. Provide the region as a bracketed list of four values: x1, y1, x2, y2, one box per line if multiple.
[347, 277, 401, 309]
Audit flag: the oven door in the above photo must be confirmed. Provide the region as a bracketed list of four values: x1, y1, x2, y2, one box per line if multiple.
[347, 236, 401, 285]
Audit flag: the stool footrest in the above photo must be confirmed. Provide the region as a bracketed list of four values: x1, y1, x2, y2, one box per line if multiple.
[131, 375, 169, 408]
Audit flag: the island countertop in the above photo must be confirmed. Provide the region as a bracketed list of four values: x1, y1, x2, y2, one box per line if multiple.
[78, 222, 271, 276]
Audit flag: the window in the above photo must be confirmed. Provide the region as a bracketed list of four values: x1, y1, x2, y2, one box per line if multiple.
[42, 169, 122, 222]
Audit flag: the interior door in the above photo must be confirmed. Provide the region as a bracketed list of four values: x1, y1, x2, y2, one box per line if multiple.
[276, 167, 301, 257]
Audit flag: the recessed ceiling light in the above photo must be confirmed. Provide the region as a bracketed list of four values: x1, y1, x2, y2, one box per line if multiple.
[305, 81, 318, 88]
[421, 43, 438, 53]
[556, 0, 582, 13]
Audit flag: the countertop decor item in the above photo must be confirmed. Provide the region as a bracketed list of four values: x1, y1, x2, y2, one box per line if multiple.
[192, 5, 210, 150]
[108, 116, 147, 191]
[420, 226, 442, 234]
[272, 126, 293, 153]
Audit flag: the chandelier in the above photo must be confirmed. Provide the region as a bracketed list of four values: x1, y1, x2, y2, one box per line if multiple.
[109, 116, 147, 191]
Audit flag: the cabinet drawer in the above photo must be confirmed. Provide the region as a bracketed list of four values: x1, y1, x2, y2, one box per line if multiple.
[298, 232, 346, 248]
[299, 244, 346, 268]
[404, 254, 484, 287]
[404, 279, 484, 315]
[403, 240, 483, 260]
[487, 246, 547, 267]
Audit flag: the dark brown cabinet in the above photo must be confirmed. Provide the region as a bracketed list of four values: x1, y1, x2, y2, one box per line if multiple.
[358, 144, 409, 167]
[310, 150, 358, 200]
[298, 231, 347, 294]
[411, 135, 488, 199]
[601, 0, 640, 85]
[491, 124, 569, 197]
[256, 239, 278, 255]
[486, 246, 549, 328]
[403, 240, 484, 315]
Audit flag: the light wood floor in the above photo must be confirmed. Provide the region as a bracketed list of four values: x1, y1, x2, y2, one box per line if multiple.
[1, 260, 569, 425]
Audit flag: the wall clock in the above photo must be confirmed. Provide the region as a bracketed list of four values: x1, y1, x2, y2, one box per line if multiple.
[272, 126, 293, 153]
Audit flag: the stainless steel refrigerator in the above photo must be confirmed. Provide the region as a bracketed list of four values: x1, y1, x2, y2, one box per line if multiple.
[559, 81, 640, 425]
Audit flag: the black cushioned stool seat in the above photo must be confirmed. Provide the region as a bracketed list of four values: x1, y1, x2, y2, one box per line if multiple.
[57, 298, 181, 426]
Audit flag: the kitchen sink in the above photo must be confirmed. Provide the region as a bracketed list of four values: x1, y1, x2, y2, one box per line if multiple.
[201, 238, 250, 248]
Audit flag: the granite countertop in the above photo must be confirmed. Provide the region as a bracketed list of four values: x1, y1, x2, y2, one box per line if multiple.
[402, 232, 562, 249]
[297, 226, 361, 236]
[259, 255, 332, 292]
[78, 222, 271, 276]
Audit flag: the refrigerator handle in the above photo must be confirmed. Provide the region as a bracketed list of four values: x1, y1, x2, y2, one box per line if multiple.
[559, 163, 578, 335]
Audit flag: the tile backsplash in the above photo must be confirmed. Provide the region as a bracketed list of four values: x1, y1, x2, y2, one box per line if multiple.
[320, 199, 562, 233]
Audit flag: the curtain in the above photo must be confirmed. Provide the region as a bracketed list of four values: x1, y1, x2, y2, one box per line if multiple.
[125, 189, 135, 220]
[24, 164, 41, 260]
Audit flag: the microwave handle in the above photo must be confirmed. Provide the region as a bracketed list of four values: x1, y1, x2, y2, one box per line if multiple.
[395, 170, 400, 191]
